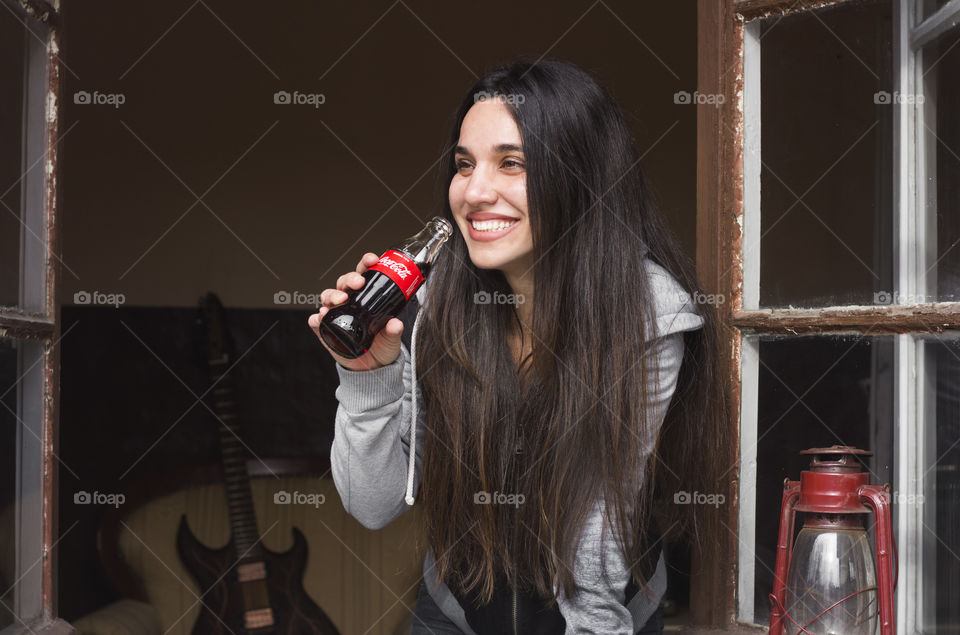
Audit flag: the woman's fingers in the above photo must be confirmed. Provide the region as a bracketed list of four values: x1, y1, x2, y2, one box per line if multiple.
[324, 254, 378, 303]
[319, 289, 346, 308]
[357, 252, 379, 274]
[336, 271, 366, 291]
[323, 261, 372, 308]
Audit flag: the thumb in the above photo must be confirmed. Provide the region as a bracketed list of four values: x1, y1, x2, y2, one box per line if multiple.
[367, 318, 405, 366]
[377, 317, 404, 346]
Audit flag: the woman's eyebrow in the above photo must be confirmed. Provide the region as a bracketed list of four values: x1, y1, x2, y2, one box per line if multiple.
[454, 143, 524, 155]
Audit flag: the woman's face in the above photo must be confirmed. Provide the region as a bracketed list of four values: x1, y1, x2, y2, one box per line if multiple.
[449, 101, 534, 276]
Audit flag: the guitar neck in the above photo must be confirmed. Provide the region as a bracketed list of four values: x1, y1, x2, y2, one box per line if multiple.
[209, 357, 263, 562]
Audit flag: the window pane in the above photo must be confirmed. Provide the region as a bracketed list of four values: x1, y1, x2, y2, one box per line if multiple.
[756, 1, 894, 308]
[0, 337, 45, 627]
[0, 339, 17, 628]
[750, 335, 895, 623]
[921, 27, 960, 302]
[921, 336, 960, 630]
[0, 8, 26, 309]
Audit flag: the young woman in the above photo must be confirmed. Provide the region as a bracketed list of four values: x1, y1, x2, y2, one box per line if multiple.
[309, 59, 728, 635]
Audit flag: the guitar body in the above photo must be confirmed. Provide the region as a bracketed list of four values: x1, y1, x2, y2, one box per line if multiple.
[176, 515, 340, 635]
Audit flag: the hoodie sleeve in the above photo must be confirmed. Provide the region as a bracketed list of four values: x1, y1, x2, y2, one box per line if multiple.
[329, 339, 425, 530]
[557, 262, 704, 634]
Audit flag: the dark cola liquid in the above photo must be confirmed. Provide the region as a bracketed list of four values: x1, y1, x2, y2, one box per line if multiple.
[319, 264, 426, 359]
[319, 217, 450, 359]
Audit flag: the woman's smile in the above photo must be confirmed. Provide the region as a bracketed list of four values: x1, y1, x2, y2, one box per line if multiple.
[466, 211, 521, 241]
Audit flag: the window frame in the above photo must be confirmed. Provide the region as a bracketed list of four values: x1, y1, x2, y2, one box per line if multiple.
[0, 0, 64, 632]
[697, 0, 960, 628]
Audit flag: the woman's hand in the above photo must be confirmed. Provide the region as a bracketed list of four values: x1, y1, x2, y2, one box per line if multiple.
[308, 252, 405, 371]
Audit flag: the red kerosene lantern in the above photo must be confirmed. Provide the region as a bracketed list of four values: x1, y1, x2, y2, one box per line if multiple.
[769, 446, 897, 635]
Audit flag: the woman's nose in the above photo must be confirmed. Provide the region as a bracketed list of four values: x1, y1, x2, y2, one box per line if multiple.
[463, 167, 498, 207]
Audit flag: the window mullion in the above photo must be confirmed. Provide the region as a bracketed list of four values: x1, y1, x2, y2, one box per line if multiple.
[894, 1, 921, 304]
[742, 21, 762, 313]
[894, 332, 930, 632]
[736, 19, 762, 626]
[892, 0, 924, 631]
[736, 335, 760, 624]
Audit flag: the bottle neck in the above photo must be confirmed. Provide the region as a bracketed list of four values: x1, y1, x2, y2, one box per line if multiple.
[397, 220, 451, 269]
[401, 234, 443, 264]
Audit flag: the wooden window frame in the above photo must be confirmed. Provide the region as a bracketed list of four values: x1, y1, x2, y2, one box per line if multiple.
[3, 0, 956, 629]
[0, 0, 66, 632]
[696, 0, 960, 628]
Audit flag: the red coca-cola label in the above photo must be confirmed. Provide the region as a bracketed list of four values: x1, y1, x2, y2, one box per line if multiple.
[368, 249, 424, 300]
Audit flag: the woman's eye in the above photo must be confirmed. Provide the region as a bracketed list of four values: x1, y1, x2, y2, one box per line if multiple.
[502, 159, 525, 170]
[455, 160, 473, 172]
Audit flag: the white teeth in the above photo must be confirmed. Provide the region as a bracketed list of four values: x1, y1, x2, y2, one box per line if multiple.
[470, 219, 518, 232]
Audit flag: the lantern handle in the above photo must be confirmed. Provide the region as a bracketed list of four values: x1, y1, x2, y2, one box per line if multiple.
[859, 484, 897, 635]
[768, 479, 801, 635]
[872, 485, 898, 592]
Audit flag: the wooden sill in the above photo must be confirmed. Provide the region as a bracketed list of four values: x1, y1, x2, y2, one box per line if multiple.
[668, 628, 767, 634]
[3, 618, 76, 634]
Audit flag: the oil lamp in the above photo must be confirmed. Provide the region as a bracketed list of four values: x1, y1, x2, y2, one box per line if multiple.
[768, 446, 897, 635]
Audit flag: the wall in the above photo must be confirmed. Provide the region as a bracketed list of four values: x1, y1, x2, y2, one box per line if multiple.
[59, 0, 699, 309]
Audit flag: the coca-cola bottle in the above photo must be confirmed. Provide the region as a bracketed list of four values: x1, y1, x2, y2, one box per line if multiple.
[319, 217, 452, 359]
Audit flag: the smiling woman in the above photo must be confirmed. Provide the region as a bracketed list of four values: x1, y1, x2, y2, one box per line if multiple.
[315, 59, 729, 635]
[449, 101, 535, 335]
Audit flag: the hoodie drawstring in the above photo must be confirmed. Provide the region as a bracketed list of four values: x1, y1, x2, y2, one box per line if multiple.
[404, 306, 423, 506]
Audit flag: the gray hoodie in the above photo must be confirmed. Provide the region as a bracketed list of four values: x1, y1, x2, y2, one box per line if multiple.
[329, 258, 704, 634]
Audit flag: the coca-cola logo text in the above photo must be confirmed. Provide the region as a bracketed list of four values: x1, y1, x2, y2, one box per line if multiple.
[368, 250, 423, 300]
[377, 256, 411, 280]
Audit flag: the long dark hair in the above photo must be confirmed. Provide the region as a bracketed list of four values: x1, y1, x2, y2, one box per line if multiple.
[415, 59, 729, 605]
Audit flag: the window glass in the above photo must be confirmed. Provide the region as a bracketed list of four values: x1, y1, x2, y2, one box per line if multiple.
[0, 339, 17, 628]
[757, 1, 894, 308]
[750, 334, 895, 623]
[0, 338, 45, 627]
[922, 0, 953, 19]
[921, 27, 960, 302]
[920, 335, 960, 630]
[0, 8, 26, 309]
